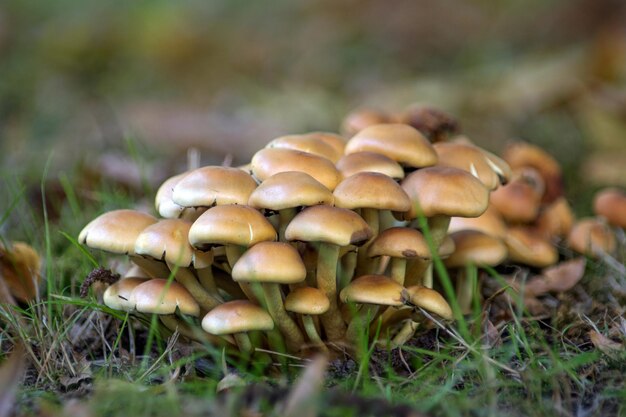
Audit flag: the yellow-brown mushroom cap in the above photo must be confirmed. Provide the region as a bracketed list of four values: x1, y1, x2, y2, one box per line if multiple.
[448, 205, 508, 240]
[535, 197, 575, 240]
[336, 151, 405, 180]
[248, 171, 334, 211]
[490, 169, 544, 224]
[567, 218, 616, 258]
[201, 300, 274, 335]
[134, 219, 196, 267]
[103, 277, 150, 312]
[251, 148, 341, 190]
[285, 205, 372, 247]
[284, 287, 330, 315]
[505, 226, 558, 268]
[79, 210, 157, 255]
[593, 188, 626, 229]
[367, 227, 430, 259]
[266, 133, 343, 163]
[189, 205, 276, 250]
[341, 108, 395, 137]
[403, 286, 453, 320]
[232, 241, 306, 285]
[340, 274, 405, 306]
[333, 172, 411, 212]
[172, 166, 257, 208]
[445, 230, 508, 268]
[345, 124, 438, 168]
[155, 172, 188, 219]
[130, 279, 200, 316]
[398, 166, 490, 220]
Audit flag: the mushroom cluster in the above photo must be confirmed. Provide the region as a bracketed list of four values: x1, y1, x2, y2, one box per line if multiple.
[78, 105, 624, 358]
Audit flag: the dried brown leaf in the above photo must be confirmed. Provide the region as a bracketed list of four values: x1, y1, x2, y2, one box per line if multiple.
[282, 355, 328, 417]
[588, 330, 624, 357]
[0, 242, 42, 303]
[525, 258, 586, 296]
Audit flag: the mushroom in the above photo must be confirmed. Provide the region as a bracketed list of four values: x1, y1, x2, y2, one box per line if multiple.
[505, 226, 559, 268]
[567, 218, 616, 259]
[593, 188, 626, 229]
[232, 241, 306, 352]
[266, 133, 344, 163]
[490, 168, 545, 224]
[201, 300, 274, 358]
[335, 151, 405, 180]
[339, 274, 405, 346]
[103, 277, 150, 312]
[284, 287, 330, 352]
[341, 108, 395, 137]
[399, 105, 459, 142]
[155, 172, 204, 222]
[285, 205, 372, 341]
[535, 197, 575, 241]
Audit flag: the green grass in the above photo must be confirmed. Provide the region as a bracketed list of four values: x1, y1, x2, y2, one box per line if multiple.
[0, 157, 625, 417]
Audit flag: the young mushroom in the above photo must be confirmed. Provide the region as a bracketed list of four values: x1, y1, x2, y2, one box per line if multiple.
[284, 287, 330, 352]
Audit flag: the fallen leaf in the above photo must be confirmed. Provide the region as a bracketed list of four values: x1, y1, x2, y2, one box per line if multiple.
[525, 258, 586, 296]
[0, 242, 42, 303]
[0, 345, 25, 417]
[282, 355, 328, 417]
[588, 330, 624, 357]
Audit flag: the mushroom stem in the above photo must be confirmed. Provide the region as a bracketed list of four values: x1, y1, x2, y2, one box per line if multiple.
[317, 243, 347, 341]
[166, 261, 222, 311]
[390, 258, 407, 285]
[421, 215, 451, 288]
[159, 315, 233, 347]
[233, 333, 253, 357]
[278, 208, 297, 242]
[338, 250, 357, 291]
[345, 304, 378, 346]
[262, 283, 305, 352]
[390, 319, 419, 347]
[130, 255, 170, 278]
[355, 208, 379, 276]
[196, 267, 221, 299]
[225, 245, 263, 304]
[302, 315, 328, 353]
[456, 264, 477, 315]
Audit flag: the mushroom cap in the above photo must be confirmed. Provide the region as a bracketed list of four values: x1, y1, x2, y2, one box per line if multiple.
[251, 148, 341, 190]
[79, 209, 157, 255]
[266, 133, 343, 163]
[367, 227, 430, 259]
[333, 172, 411, 212]
[340, 274, 405, 306]
[155, 172, 187, 219]
[248, 171, 334, 211]
[399, 105, 459, 140]
[593, 188, 626, 228]
[490, 169, 543, 224]
[201, 300, 274, 335]
[398, 166, 490, 220]
[135, 219, 197, 267]
[285, 205, 372, 247]
[284, 287, 330, 315]
[189, 205, 276, 250]
[345, 124, 438, 168]
[341, 108, 395, 137]
[444, 230, 508, 268]
[567, 218, 616, 258]
[434, 142, 510, 190]
[448, 205, 508, 240]
[535, 197, 575, 240]
[232, 241, 306, 284]
[336, 151, 405, 180]
[502, 141, 563, 204]
[130, 279, 200, 316]
[103, 277, 150, 312]
[172, 166, 257, 208]
[309, 132, 347, 157]
[404, 286, 453, 320]
[505, 226, 558, 268]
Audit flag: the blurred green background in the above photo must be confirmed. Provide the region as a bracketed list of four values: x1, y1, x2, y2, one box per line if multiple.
[1, 0, 626, 202]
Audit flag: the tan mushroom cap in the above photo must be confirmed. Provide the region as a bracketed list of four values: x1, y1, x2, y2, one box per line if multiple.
[134, 219, 196, 267]
[189, 205, 276, 250]
[339, 275, 405, 306]
[266, 133, 343, 163]
[535, 197, 575, 240]
[284, 287, 330, 315]
[103, 277, 150, 312]
[502, 141, 563, 204]
[333, 172, 411, 212]
[345, 124, 438, 168]
[172, 166, 257, 208]
[445, 230, 508, 268]
[434, 142, 510, 190]
[79, 210, 157, 255]
[248, 171, 334, 211]
[448, 205, 508, 240]
[490, 170, 543, 224]
[341, 108, 395, 137]
[155, 172, 187, 219]
[310, 132, 347, 157]
[567, 218, 616, 258]
[251, 148, 342, 190]
[399, 105, 459, 141]
[201, 300, 274, 335]
[398, 166, 490, 220]
[285, 205, 372, 247]
[404, 286, 453, 320]
[130, 279, 200, 316]
[505, 226, 558, 268]
[367, 227, 430, 259]
[593, 188, 626, 228]
[336, 151, 405, 180]
[232, 241, 306, 285]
